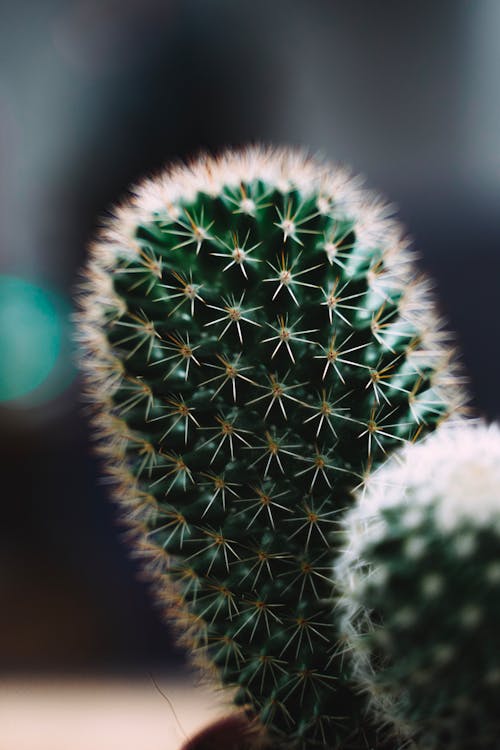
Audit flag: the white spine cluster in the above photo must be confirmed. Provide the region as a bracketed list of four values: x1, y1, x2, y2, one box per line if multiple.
[342, 420, 500, 546]
[337, 421, 500, 619]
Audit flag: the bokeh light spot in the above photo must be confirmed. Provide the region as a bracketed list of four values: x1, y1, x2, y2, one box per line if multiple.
[0, 276, 63, 403]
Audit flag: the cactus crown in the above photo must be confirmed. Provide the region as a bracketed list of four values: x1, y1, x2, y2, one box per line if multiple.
[336, 422, 500, 750]
[77, 147, 461, 748]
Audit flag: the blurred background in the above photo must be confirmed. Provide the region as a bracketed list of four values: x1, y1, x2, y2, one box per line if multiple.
[1, 0, 499, 746]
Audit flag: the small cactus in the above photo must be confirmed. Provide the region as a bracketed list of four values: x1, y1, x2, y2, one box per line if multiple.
[77, 147, 461, 748]
[336, 422, 500, 749]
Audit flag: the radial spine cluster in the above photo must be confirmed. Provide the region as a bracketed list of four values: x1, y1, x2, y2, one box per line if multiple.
[336, 422, 500, 750]
[77, 147, 461, 749]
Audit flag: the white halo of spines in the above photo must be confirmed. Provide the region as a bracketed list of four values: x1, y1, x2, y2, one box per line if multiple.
[91, 145, 407, 265]
[74, 147, 466, 737]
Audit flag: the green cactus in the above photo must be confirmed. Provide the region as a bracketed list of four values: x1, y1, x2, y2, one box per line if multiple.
[336, 422, 500, 750]
[77, 147, 462, 748]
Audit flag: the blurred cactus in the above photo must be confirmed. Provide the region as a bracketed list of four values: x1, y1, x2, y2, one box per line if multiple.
[77, 147, 461, 748]
[336, 422, 500, 750]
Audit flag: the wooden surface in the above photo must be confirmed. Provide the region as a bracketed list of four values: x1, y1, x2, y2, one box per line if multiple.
[0, 676, 228, 750]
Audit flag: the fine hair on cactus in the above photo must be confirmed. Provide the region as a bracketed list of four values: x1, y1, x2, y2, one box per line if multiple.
[335, 421, 500, 750]
[76, 146, 463, 749]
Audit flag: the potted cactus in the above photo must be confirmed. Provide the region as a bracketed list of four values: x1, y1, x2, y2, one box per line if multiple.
[336, 421, 500, 750]
[77, 147, 462, 748]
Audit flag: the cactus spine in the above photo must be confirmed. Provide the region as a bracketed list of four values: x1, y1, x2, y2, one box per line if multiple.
[77, 147, 461, 748]
[336, 422, 500, 749]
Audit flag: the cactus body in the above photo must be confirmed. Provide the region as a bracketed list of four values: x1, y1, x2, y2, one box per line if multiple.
[337, 422, 500, 749]
[77, 147, 460, 748]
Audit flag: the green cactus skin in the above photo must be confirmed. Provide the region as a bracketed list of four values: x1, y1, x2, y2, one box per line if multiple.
[336, 422, 500, 750]
[77, 147, 462, 749]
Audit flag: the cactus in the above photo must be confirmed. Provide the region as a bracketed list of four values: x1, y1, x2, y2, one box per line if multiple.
[336, 422, 500, 749]
[77, 147, 462, 748]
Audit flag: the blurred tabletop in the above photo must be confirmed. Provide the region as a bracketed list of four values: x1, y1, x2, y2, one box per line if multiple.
[0, 675, 226, 750]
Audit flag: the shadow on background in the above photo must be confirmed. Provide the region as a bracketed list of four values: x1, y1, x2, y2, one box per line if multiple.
[0, 0, 499, 675]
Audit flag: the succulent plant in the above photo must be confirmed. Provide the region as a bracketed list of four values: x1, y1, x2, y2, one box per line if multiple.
[77, 147, 462, 748]
[336, 422, 500, 750]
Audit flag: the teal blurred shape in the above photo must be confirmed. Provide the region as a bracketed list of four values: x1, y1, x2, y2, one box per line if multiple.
[0, 275, 73, 405]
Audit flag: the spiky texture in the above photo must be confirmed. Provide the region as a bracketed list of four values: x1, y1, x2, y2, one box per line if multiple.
[336, 422, 500, 749]
[76, 146, 462, 749]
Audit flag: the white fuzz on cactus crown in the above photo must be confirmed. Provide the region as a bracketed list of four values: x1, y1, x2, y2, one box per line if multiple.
[335, 420, 500, 610]
[347, 420, 500, 540]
